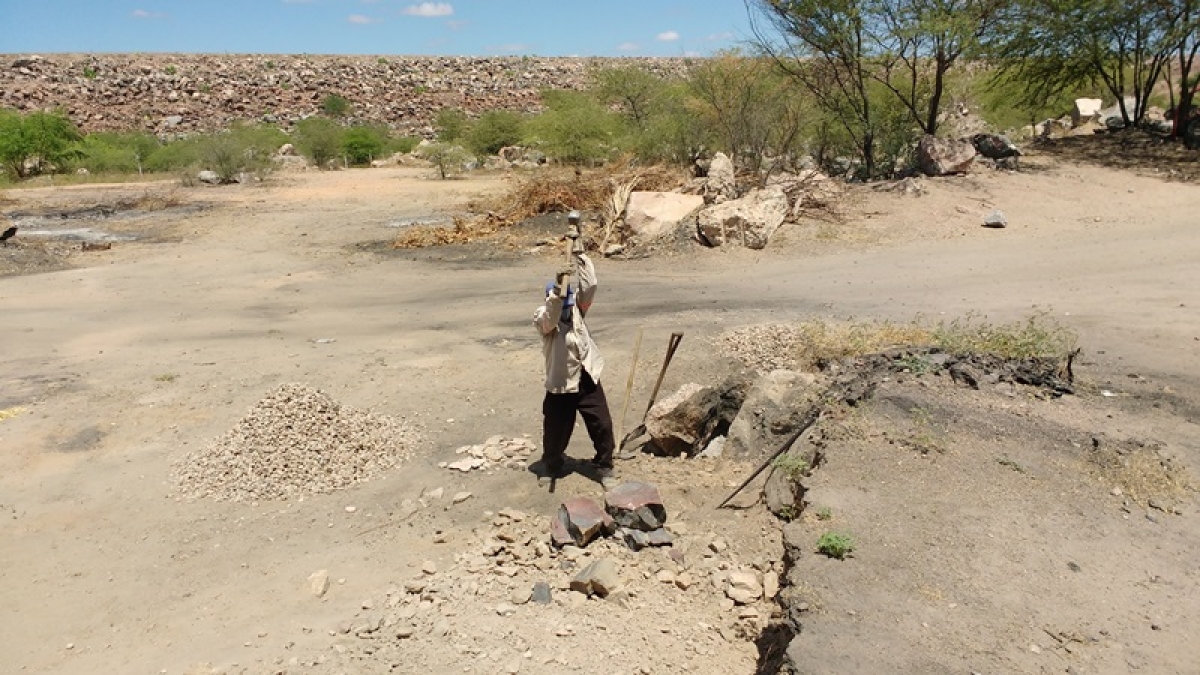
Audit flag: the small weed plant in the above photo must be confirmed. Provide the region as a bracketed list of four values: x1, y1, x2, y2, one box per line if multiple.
[815, 506, 833, 521]
[772, 452, 809, 481]
[817, 532, 855, 560]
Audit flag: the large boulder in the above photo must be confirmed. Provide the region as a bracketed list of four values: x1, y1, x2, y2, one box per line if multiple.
[645, 373, 754, 456]
[624, 191, 704, 241]
[706, 152, 736, 203]
[696, 187, 789, 249]
[916, 135, 976, 176]
[725, 369, 821, 458]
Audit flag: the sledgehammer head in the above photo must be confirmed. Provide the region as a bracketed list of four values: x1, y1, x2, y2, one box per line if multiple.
[567, 210, 581, 226]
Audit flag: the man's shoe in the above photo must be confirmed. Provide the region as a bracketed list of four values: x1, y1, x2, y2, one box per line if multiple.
[597, 467, 620, 490]
[536, 465, 568, 487]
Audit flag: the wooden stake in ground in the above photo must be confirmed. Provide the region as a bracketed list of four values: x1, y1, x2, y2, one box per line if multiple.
[615, 329, 643, 450]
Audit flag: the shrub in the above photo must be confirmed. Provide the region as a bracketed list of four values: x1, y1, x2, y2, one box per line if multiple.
[342, 125, 387, 165]
[75, 132, 161, 174]
[293, 117, 344, 168]
[465, 109, 525, 156]
[435, 108, 469, 142]
[320, 93, 351, 118]
[388, 136, 420, 154]
[0, 108, 82, 178]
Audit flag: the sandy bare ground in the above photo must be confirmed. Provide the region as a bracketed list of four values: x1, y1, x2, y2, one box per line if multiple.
[1, 157, 1198, 675]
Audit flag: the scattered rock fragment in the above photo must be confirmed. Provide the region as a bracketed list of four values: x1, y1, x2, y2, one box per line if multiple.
[446, 436, 538, 472]
[532, 581, 553, 604]
[308, 570, 330, 598]
[983, 210, 1008, 228]
[726, 571, 763, 605]
[570, 558, 622, 598]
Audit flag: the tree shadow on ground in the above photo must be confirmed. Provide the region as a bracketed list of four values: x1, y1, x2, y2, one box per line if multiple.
[1033, 129, 1199, 183]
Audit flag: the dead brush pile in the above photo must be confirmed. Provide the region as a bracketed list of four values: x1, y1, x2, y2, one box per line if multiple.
[392, 162, 686, 249]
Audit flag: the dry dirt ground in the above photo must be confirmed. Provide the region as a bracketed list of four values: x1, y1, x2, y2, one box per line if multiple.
[1, 149, 1198, 675]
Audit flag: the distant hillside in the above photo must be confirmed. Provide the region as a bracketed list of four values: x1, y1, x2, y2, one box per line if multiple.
[0, 53, 690, 137]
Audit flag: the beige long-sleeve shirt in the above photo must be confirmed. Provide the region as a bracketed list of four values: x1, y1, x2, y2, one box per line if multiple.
[533, 252, 605, 394]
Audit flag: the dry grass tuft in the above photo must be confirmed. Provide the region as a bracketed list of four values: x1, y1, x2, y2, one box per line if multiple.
[0, 406, 26, 422]
[1089, 442, 1194, 505]
[719, 311, 1078, 372]
[393, 161, 686, 249]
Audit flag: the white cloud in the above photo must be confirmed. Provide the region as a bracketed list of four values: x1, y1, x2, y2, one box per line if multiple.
[403, 2, 454, 17]
[706, 31, 734, 41]
[348, 14, 379, 24]
[130, 9, 166, 19]
[656, 31, 680, 42]
[616, 42, 639, 53]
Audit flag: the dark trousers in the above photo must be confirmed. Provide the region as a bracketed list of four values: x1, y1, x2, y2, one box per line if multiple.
[541, 370, 615, 474]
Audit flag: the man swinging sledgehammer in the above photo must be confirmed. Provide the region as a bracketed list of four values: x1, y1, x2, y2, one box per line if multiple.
[531, 211, 618, 490]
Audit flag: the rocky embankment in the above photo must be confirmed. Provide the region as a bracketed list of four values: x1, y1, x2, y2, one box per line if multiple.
[0, 53, 687, 137]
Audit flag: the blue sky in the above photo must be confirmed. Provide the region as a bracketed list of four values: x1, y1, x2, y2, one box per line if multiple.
[0, 1, 755, 57]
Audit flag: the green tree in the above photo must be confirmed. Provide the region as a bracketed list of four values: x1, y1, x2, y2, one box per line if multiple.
[749, 0, 883, 177]
[686, 52, 809, 177]
[465, 109, 525, 156]
[748, 0, 998, 177]
[294, 117, 344, 169]
[1164, 0, 1199, 139]
[871, 0, 1002, 135]
[591, 64, 672, 129]
[525, 90, 622, 165]
[987, 0, 1183, 127]
[417, 142, 472, 179]
[435, 108, 469, 142]
[0, 108, 82, 178]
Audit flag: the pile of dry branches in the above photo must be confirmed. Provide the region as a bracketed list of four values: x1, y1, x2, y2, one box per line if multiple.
[392, 161, 685, 249]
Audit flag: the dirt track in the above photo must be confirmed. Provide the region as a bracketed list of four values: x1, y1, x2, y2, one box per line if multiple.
[1, 157, 1198, 674]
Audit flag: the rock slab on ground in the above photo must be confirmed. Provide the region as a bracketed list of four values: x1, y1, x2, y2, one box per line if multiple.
[624, 192, 704, 241]
[551, 497, 615, 548]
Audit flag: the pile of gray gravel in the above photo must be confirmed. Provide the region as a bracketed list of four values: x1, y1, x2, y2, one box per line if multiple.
[173, 383, 420, 502]
[715, 324, 803, 373]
